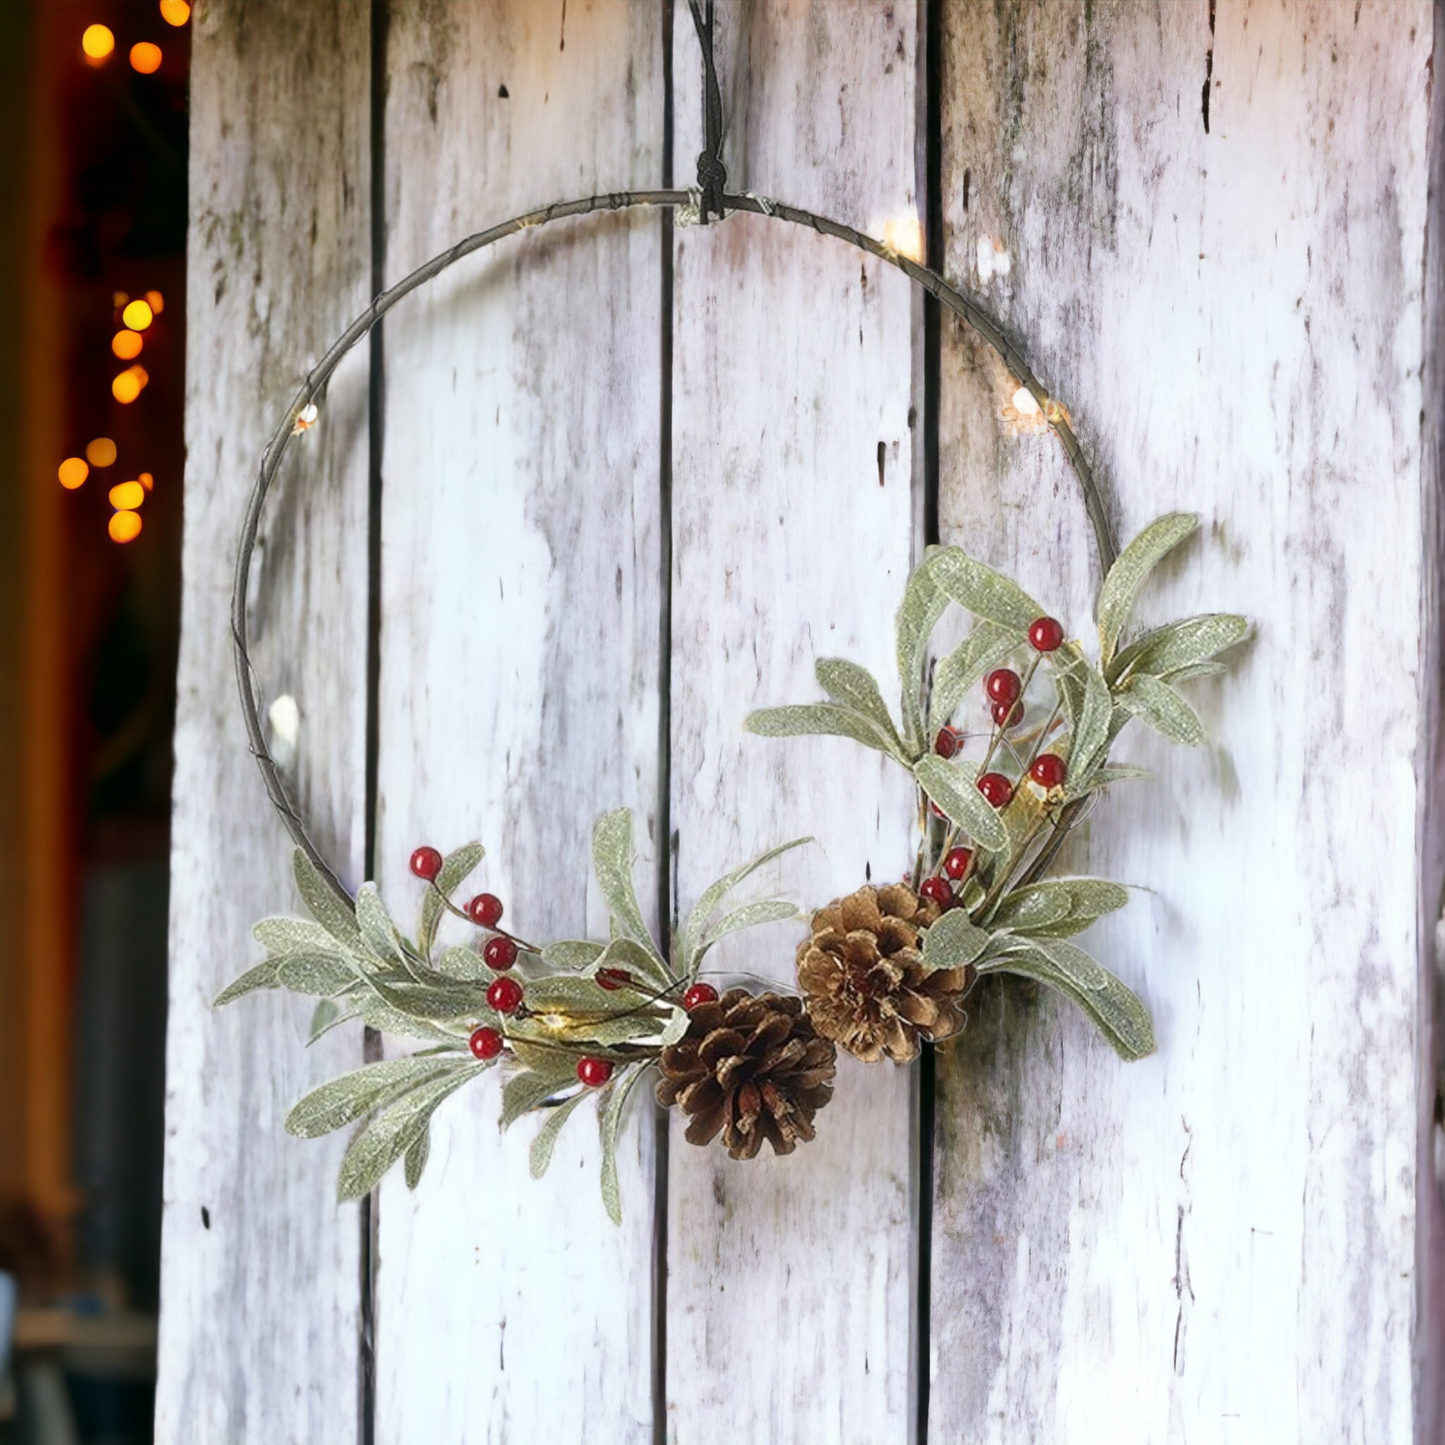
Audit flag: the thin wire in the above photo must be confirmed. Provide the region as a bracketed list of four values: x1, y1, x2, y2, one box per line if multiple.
[232, 188, 1119, 905]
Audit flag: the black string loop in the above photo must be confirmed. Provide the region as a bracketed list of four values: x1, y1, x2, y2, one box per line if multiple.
[687, 0, 728, 221]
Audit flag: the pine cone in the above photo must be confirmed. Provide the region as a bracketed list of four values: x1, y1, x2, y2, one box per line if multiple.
[655, 988, 836, 1160]
[796, 883, 970, 1063]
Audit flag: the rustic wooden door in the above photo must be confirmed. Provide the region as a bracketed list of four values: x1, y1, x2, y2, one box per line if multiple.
[158, 2, 1443, 1441]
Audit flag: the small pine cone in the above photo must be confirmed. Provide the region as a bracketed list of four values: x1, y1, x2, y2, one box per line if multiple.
[655, 988, 836, 1160]
[796, 883, 970, 1064]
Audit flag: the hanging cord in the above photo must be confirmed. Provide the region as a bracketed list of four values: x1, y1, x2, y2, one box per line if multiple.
[687, 0, 728, 222]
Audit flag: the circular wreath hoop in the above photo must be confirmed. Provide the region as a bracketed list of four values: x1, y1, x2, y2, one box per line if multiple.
[220, 7, 1247, 1211]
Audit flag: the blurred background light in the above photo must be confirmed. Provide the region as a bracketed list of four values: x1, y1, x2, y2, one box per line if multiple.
[85, 436, 116, 467]
[107, 511, 142, 544]
[108, 481, 145, 510]
[129, 42, 161, 75]
[58, 457, 89, 490]
[158, 0, 190, 25]
[121, 298, 153, 331]
[112, 329, 143, 360]
[80, 23, 113, 63]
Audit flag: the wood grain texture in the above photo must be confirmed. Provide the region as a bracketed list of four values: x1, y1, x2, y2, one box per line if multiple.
[930, 3, 1436, 1440]
[156, 2, 372, 1440]
[667, 4, 923, 1440]
[370, 4, 664, 1441]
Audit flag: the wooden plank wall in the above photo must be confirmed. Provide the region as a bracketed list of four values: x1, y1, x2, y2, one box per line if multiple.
[156, 1, 372, 1439]
[160, 1, 1443, 1441]
[930, 2, 1439, 1441]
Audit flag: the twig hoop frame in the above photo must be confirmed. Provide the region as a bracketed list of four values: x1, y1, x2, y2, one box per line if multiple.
[232, 188, 1119, 903]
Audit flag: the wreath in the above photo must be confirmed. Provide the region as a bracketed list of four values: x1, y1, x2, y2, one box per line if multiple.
[217, 6, 1247, 1224]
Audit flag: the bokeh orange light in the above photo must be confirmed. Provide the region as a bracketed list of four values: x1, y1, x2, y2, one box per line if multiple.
[112, 330, 143, 360]
[130, 42, 162, 74]
[112, 370, 142, 404]
[159, 0, 191, 25]
[108, 511, 143, 544]
[81, 24, 114, 63]
[109, 481, 146, 510]
[58, 458, 89, 490]
[138, 472, 154, 490]
[122, 299, 153, 331]
[85, 437, 117, 467]
[145, 290, 164, 314]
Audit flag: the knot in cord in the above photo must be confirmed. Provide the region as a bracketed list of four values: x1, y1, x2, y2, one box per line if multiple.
[688, 0, 728, 223]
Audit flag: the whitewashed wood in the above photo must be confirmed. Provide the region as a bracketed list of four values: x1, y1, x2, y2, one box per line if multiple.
[930, 3, 1436, 1440]
[371, 5, 663, 1441]
[667, 4, 923, 1440]
[156, 1, 372, 1440]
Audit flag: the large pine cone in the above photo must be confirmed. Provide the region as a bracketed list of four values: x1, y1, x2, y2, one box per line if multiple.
[796, 883, 971, 1063]
[656, 989, 836, 1160]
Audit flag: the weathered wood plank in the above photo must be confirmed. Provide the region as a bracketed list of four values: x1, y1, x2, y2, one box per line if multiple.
[931, 3, 1435, 1439]
[370, 4, 664, 1440]
[667, 3, 923, 1439]
[156, 2, 372, 1440]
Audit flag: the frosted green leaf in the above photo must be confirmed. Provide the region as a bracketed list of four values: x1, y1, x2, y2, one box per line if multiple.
[213, 959, 280, 1006]
[285, 1055, 465, 1138]
[510, 974, 672, 1049]
[600, 1064, 651, 1226]
[679, 837, 811, 978]
[658, 1003, 691, 1047]
[293, 848, 363, 954]
[275, 952, 358, 996]
[930, 621, 1019, 728]
[1051, 652, 1112, 780]
[355, 884, 406, 966]
[928, 547, 1044, 631]
[1117, 673, 1206, 747]
[501, 1066, 576, 1131]
[744, 703, 908, 763]
[528, 1091, 589, 1179]
[437, 945, 488, 980]
[254, 917, 347, 957]
[591, 810, 662, 964]
[913, 755, 1008, 852]
[920, 910, 991, 972]
[403, 1125, 430, 1190]
[591, 935, 674, 993]
[1162, 662, 1228, 684]
[308, 999, 348, 1042]
[365, 972, 489, 1023]
[336, 1065, 484, 1201]
[815, 659, 904, 752]
[418, 841, 484, 955]
[353, 996, 468, 1044]
[696, 899, 799, 961]
[1096, 512, 1198, 665]
[1109, 612, 1248, 684]
[991, 882, 1074, 934]
[542, 939, 606, 970]
[977, 938, 1154, 1060]
[1050, 645, 1087, 736]
[895, 557, 951, 749]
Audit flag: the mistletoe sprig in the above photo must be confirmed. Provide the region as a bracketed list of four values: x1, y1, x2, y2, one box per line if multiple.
[217, 810, 808, 1220]
[746, 512, 1248, 1061]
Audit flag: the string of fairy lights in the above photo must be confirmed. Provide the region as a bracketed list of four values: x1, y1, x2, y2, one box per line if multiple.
[56, 1, 190, 545]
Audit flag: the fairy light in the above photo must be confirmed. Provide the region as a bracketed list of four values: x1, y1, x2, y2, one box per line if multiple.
[880, 215, 925, 263]
[58, 458, 89, 490]
[108, 511, 142, 544]
[139, 471, 154, 491]
[112, 330, 143, 360]
[85, 436, 117, 467]
[112, 291, 129, 309]
[144, 290, 164, 314]
[122, 299, 154, 331]
[129, 42, 162, 74]
[1011, 387, 1041, 416]
[81, 25, 114, 63]
[112, 369, 142, 404]
[109, 481, 146, 510]
[159, 0, 190, 24]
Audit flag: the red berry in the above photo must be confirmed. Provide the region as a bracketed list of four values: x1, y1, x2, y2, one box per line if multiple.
[410, 846, 443, 881]
[469, 1026, 504, 1061]
[943, 846, 974, 880]
[467, 892, 504, 927]
[992, 699, 1023, 729]
[483, 935, 518, 971]
[1030, 753, 1068, 789]
[596, 967, 633, 992]
[977, 771, 1013, 808]
[577, 1057, 614, 1088]
[929, 798, 947, 819]
[683, 982, 719, 1011]
[486, 976, 523, 1014]
[1028, 616, 1064, 652]
[935, 726, 961, 759]
[919, 876, 953, 907]
[985, 668, 1022, 706]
